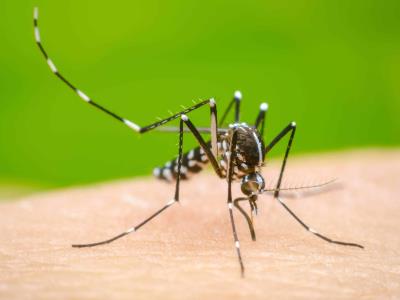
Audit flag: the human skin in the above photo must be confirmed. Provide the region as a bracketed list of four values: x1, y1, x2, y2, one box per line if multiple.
[0, 149, 399, 299]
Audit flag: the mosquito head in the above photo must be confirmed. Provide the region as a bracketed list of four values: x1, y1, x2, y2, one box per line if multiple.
[241, 172, 265, 196]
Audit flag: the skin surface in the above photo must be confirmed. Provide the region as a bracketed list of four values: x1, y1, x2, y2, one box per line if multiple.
[0, 149, 399, 299]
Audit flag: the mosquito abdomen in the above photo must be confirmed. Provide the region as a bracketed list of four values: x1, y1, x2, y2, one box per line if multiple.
[153, 143, 210, 181]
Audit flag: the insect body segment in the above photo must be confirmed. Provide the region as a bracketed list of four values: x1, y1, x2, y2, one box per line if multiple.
[153, 143, 210, 181]
[223, 124, 266, 177]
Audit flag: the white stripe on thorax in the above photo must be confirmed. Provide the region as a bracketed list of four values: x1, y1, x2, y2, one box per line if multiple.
[252, 132, 263, 165]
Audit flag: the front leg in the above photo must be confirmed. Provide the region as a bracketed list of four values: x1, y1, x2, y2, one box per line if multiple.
[226, 130, 246, 277]
[72, 118, 187, 247]
[73, 114, 224, 248]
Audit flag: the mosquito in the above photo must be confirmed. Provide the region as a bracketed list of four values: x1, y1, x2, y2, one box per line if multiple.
[33, 7, 363, 277]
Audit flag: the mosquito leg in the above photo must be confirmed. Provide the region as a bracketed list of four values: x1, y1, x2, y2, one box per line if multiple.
[33, 7, 211, 135]
[72, 114, 225, 248]
[181, 115, 224, 178]
[233, 91, 241, 123]
[266, 122, 364, 249]
[209, 98, 219, 158]
[265, 122, 297, 195]
[154, 104, 225, 182]
[155, 127, 228, 134]
[227, 130, 245, 277]
[254, 102, 269, 137]
[72, 119, 186, 248]
[72, 199, 176, 248]
[276, 197, 364, 248]
[233, 197, 256, 241]
[219, 91, 242, 126]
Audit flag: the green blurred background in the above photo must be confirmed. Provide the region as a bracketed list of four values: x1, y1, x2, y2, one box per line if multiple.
[1, 0, 399, 197]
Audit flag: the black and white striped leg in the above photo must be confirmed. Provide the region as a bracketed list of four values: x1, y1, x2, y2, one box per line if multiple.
[154, 113, 225, 181]
[275, 197, 364, 248]
[156, 127, 228, 134]
[209, 99, 219, 158]
[181, 115, 224, 178]
[154, 93, 232, 134]
[219, 91, 242, 126]
[254, 102, 268, 137]
[72, 200, 176, 248]
[33, 7, 210, 135]
[266, 122, 364, 249]
[227, 130, 245, 277]
[155, 100, 225, 151]
[233, 197, 256, 241]
[265, 122, 297, 195]
[72, 119, 185, 248]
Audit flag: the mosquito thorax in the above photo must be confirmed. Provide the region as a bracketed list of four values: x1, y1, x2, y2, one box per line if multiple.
[226, 123, 266, 171]
[241, 172, 265, 196]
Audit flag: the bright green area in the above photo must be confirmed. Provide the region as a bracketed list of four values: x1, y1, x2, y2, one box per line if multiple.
[0, 0, 399, 189]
